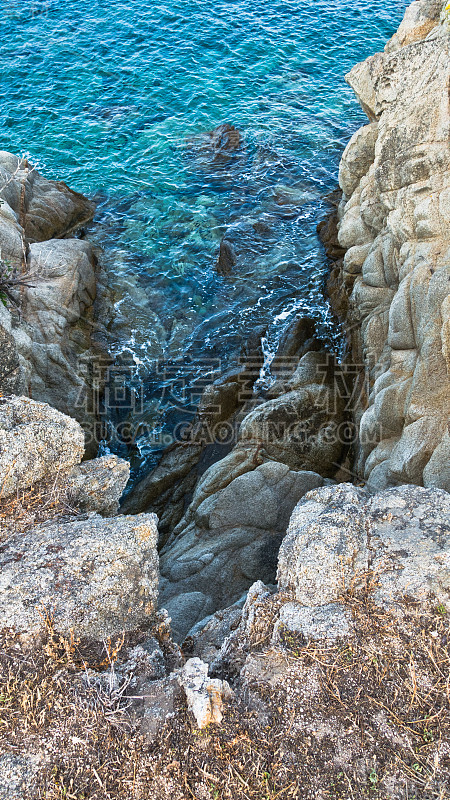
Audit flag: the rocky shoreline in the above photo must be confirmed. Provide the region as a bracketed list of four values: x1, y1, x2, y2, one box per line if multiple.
[324, 0, 449, 493]
[0, 1, 449, 797]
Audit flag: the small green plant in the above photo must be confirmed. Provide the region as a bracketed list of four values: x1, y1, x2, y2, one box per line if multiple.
[368, 766, 378, 791]
[435, 603, 447, 615]
[422, 726, 434, 743]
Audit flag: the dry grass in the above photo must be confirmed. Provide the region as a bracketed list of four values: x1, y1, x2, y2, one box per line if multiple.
[1, 590, 449, 800]
[0, 258, 36, 313]
[0, 476, 80, 538]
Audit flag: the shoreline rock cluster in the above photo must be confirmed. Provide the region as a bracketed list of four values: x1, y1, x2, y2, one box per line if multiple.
[324, 0, 449, 492]
[0, 1, 449, 796]
[0, 152, 107, 456]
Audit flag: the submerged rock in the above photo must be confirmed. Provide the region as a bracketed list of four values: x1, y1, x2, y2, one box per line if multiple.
[189, 123, 242, 165]
[215, 238, 236, 275]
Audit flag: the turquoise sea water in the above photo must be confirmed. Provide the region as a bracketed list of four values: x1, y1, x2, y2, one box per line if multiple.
[0, 0, 408, 477]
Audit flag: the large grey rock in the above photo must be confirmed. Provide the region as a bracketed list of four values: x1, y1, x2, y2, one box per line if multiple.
[19, 238, 102, 448]
[0, 396, 84, 499]
[66, 454, 130, 516]
[193, 461, 324, 532]
[278, 483, 450, 609]
[24, 239, 96, 340]
[158, 463, 325, 636]
[212, 482, 449, 687]
[0, 512, 159, 639]
[0, 151, 94, 242]
[154, 343, 345, 637]
[277, 484, 369, 605]
[0, 153, 103, 451]
[330, 2, 450, 490]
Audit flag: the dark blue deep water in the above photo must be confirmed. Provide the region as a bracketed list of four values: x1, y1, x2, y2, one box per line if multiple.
[0, 0, 408, 476]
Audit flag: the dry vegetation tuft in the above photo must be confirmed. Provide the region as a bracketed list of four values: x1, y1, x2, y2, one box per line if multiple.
[0, 477, 80, 538]
[1, 591, 449, 799]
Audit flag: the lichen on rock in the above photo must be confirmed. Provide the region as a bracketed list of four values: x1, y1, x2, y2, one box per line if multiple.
[0, 512, 159, 640]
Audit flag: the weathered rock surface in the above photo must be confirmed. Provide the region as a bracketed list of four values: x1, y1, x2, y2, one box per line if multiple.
[0, 152, 104, 451]
[66, 454, 130, 516]
[0, 753, 43, 800]
[159, 462, 325, 640]
[278, 483, 450, 608]
[0, 324, 22, 395]
[177, 657, 232, 728]
[0, 396, 84, 499]
[0, 151, 94, 243]
[329, 1, 450, 491]
[0, 512, 159, 640]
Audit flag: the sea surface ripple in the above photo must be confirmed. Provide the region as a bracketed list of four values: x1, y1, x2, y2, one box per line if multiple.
[0, 0, 409, 478]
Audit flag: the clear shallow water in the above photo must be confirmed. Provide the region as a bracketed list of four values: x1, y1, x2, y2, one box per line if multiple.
[0, 0, 408, 478]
